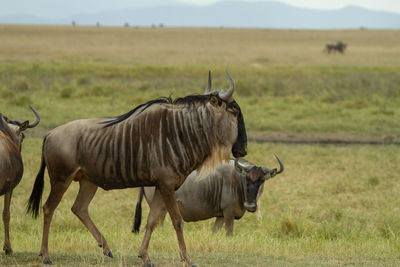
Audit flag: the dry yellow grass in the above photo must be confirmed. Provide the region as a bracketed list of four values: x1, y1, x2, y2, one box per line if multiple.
[1, 139, 400, 266]
[0, 25, 399, 66]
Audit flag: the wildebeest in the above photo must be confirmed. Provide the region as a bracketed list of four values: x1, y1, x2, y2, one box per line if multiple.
[325, 41, 347, 54]
[26, 71, 247, 266]
[133, 155, 283, 236]
[0, 106, 40, 254]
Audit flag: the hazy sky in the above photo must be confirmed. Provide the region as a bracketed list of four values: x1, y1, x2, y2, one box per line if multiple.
[183, 0, 400, 13]
[1, 0, 399, 18]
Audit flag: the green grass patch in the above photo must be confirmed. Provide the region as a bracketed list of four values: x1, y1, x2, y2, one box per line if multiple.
[1, 63, 399, 138]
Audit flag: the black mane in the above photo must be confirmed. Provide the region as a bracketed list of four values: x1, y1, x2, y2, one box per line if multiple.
[103, 94, 210, 127]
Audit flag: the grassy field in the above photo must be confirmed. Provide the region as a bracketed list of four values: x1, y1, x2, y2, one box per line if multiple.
[1, 140, 400, 266]
[1, 64, 400, 140]
[1, 25, 400, 66]
[0, 25, 400, 266]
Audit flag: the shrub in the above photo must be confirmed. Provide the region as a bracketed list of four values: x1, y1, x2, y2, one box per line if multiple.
[60, 87, 73, 98]
[10, 95, 31, 106]
[13, 80, 29, 92]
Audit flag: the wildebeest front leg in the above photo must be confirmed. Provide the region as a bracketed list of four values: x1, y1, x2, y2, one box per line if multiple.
[71, 180, 112, 257]
[223, 210, 235, 236]
[158, 186, 196, 267]
[212, 217, 224, 233]
[138, 188, 165, 265]
[2, 190, 13, 255]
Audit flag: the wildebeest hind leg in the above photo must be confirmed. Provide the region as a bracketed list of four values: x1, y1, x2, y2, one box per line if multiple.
[138, 188, 165, 265]
[40, 180, 73, 264]
[158, 186, 196, 267]
[212, 217, 224, 233]
[158, 209, 167, 227]
[2, 190, 13, 255]
[71, 179, 112, 257]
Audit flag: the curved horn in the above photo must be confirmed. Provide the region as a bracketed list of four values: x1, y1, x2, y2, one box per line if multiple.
[218, 70, 234, 102]
[274, 153, 284, 174]
[28, 106, 40, 128]
[226, 70, 234, 91]
[235, 158, 254, 172]
[262, 154, 284, 178]
[204, 70, 212, 94]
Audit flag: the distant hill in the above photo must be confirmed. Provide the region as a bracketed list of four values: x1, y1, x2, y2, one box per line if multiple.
[1, 1, 399, 29]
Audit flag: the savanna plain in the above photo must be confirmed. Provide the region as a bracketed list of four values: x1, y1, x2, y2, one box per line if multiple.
[0, 25, 400, 266]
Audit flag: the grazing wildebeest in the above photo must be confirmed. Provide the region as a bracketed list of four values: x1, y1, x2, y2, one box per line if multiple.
[325, 41, 347, 54]
[26, 71, 247, 266]
[132, 155, 283, 236]
[0, 106, 40, 254]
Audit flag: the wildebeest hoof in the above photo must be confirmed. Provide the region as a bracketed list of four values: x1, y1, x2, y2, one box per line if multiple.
[143, 262, 155, 267]
[3, 247, 13, 255]
[103, 250, 113, 258]
[43, 258, 53, 265]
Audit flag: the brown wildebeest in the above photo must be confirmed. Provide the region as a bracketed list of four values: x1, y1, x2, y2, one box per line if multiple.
[133, 155, 284, 236]
[0, 106, 40, 254]
[325, 41, 347, 54]
[26, 71, 247, 266]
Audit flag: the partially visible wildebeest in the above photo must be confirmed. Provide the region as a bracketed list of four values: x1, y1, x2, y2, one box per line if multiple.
[133, 155, 283, 236]
[0, 106, 40, 254]
[325, 41, 347, 54]
[27, 71, 247, 266]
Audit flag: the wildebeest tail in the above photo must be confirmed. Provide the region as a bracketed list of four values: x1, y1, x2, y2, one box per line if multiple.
[26, 138, 47, 218]
[132, 187, 144, 233]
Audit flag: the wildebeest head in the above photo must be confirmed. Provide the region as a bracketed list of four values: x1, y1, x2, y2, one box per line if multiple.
[0, 106, 40, 149]
[204, 71, 247, 158]
[235, 154, 284, 212]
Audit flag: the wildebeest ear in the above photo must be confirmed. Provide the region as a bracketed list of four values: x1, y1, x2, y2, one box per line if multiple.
[19, 120, 29, 131]
[261, 166, 270, 175]
[262, 166, 274, 180]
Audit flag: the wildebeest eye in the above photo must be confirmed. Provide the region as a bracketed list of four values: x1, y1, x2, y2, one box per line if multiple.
[210, 95, 219, 106]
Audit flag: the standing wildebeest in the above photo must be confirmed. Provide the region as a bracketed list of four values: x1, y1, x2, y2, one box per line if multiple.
[133, 155, 284, 236]
[26, 71, 247, 266]
[0, 106, 40, 254]
[325, 41, 347, 54]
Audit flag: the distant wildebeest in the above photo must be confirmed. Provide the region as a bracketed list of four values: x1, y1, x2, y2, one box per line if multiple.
[133, 155, 284, 236]
[0, 106, 40, 255]
[325, 41, 347, 54]
[26, 71, 247, 266]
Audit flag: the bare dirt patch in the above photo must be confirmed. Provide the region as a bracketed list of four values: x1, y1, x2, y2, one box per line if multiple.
[248, 131, 400, 145]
